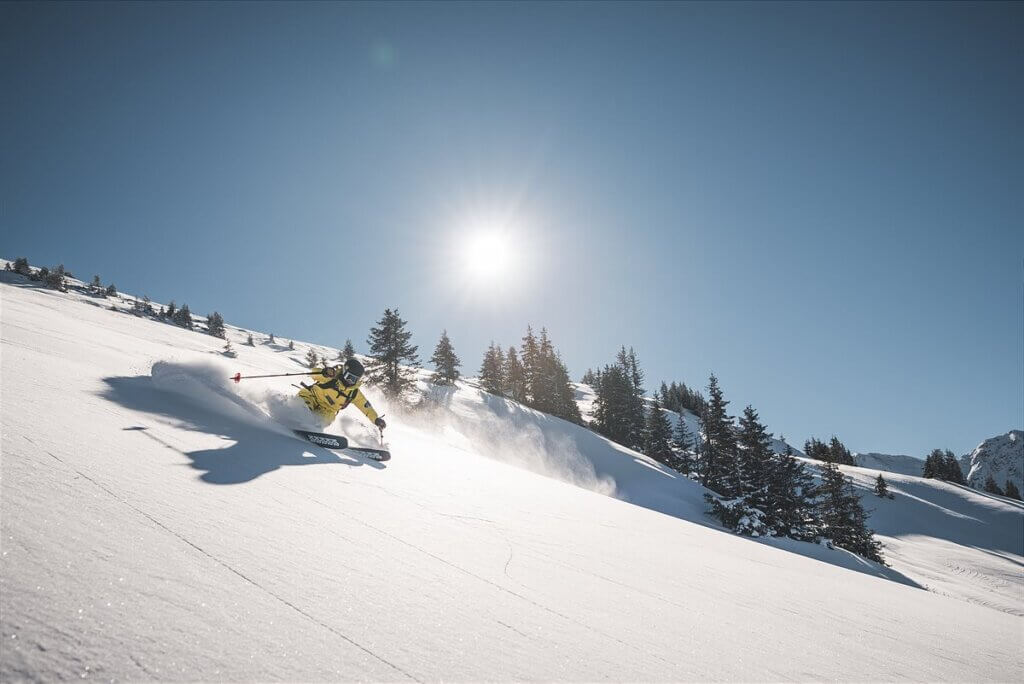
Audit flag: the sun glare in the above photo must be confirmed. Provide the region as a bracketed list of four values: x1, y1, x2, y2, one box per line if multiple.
[461, 229, 517, 283]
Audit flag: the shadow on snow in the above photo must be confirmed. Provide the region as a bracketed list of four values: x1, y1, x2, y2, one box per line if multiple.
[100, 375, 382, 485]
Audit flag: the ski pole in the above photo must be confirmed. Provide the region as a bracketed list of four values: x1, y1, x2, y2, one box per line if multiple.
[230, 371, 319, 383]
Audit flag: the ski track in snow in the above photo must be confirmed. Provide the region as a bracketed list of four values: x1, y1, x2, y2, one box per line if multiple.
[32, 440, 420, 682]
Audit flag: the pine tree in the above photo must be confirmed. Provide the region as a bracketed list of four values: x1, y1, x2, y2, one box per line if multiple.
[166, 301, 176, 319]
[246, 333, 255, 346]
[268, 333, 275, 344]
[13, 257, 31, 276]
[504, 347, 528, 403]
[983, 475, 1004, 496]
[305, 347, 320, 368]
[1004, 480, 1021, 500]
[430, 330, 461, 385]
[770, 445, 820, 541]
[817, 461, 884, 563]
[671, 414, 696, 476]
[105, 283, 117, 297]
[627, 347, 644, 397]
[288, 340, 295, 351]
[206, 312, 226, 339]
[338, 338, 356, 361]
[478, 343, 506, 394]
[804, 438, 830, 463]
[520, 326, 540, 403]
[548, 352, 582, 423]
[942, 450, 965, 484]
[591, 364, 630, 444]
[736, 406, 773, 502]
[874, 473, 891, 498]
[223, 339, 237, 357]
[828, 436, 854, 465]
[365, 308, 420, 399]
[708, 405, 776, 537]
[530, 329, 556, 413]
[673, 411, 694, 452]
[699, 374, 739, 497]
[91, 275, 102, 291]
[610, 347, 646, 448]
[644, 400, 675, 467]
[923, 449, 944, 478]
[172, 304, 193, 329]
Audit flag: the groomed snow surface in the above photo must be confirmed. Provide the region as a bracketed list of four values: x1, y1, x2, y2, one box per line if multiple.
[2, 275, 1022, 681]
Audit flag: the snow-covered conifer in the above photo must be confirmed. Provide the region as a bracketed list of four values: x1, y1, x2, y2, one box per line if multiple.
[430, 330, 461, 385]
[365, 308, 420, 399]
[942, 450, 965, 484]
[700, 374, 739, 497]
[173, 304, 193, 329]
[478, 343, 505, 394]
[206, 312, 226, 339]
[817, 461, 884, 564]
[644, 400, 675, 467]
[874, 473, 891, 498]
[504, 347, 527, 403]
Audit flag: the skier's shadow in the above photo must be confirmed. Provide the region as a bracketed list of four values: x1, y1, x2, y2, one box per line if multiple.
[100, 376, 383, 485]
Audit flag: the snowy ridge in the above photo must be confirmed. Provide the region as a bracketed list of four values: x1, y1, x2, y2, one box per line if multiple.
[2, 271, 1022, 680]
[852, 451, 926, 477]
[964, 430, 1024, 494]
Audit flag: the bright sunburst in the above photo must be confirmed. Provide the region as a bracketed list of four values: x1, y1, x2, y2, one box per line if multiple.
[461, 227, 519, 284]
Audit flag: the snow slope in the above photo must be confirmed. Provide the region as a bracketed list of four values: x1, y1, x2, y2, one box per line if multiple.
[852, 452, 926, 477]
[964, 430, 1024, 494]
[2, 276, 1022, 680]
[800, 460, 1024, 616]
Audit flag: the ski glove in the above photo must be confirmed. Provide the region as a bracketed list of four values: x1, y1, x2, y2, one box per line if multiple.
[321, 365, 338, 378]
[375, 417, 387, 430]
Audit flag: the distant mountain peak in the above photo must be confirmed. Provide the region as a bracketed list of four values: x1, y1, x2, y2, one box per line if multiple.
[964, 430, 1024, 493]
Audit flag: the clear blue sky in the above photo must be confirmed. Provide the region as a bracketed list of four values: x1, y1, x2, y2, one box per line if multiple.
[3, 1, 1021, 457]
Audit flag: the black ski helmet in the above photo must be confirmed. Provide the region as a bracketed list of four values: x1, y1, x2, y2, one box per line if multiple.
[341, 357, 364, 386]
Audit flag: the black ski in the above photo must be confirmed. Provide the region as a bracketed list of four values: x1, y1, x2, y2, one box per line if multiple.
[345, 446, 391, 462]
[294, 430, 347, 449]
[292, 430, 391, 462]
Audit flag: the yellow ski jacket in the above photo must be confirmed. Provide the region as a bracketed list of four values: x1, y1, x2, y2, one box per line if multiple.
[297, 368, 380, 424]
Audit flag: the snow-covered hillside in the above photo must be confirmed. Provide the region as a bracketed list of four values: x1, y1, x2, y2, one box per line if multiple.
[2, 273, 1022, 680]
[964, 430, 1024, 493]
[852, 452, 926, 477]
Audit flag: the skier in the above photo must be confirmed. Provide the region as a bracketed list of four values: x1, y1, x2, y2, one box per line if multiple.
[297, 358, 387, 431]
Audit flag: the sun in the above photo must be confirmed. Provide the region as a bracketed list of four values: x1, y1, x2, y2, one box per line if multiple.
[461, 228, 518, 283]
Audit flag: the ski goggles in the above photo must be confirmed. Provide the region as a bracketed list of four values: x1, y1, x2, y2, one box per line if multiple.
[342, 369, 361, 386]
